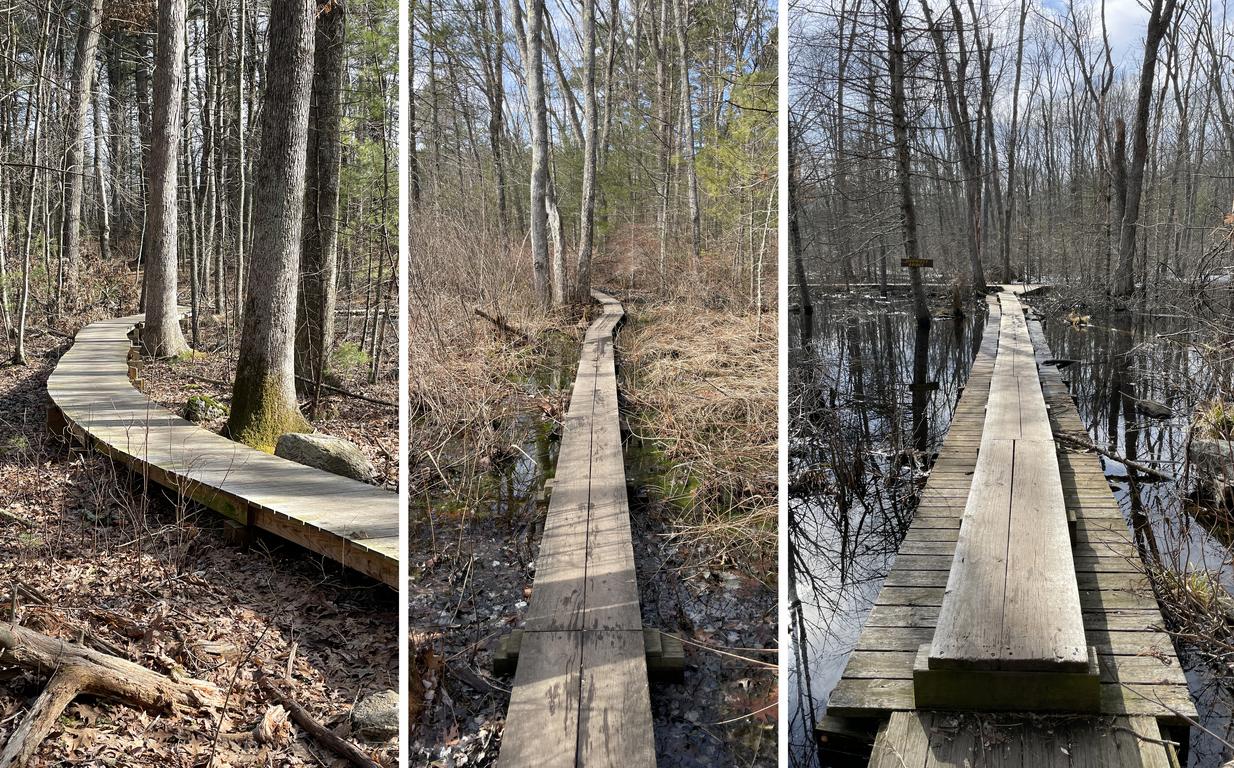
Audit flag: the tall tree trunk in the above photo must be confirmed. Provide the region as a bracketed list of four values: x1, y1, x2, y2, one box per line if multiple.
[1114, 0, 1178, 298]
[921, 0, 985, 292]
[1001, 0, 1027, 283]
[574, 0, 597, 303]
[788, 123, 812, 315]
[522, 0, 551, 306]
[13, 5, 53, 365]
[92, 89, 111, 262]
[105, 34, 127, 242]
[673, 0, 701, 271]
[296, 0, 344, 410]
[142, 0, 189, 358]
[888, 0, 930, 326]
[61, 0, 104, 309]
[409, 0, 421, 208]
[226, 0, 317, 449]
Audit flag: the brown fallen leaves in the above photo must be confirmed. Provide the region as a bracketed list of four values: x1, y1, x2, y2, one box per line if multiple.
[0, 322, 397, 766]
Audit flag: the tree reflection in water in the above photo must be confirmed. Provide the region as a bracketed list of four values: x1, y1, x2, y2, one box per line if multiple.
[787, 295, 986, 767]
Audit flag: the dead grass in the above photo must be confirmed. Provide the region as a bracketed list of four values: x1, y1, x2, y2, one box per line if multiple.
[620, 296, 778, 577]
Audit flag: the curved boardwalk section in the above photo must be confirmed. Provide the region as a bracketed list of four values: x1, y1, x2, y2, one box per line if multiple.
[46, 313, 398, 586]
[498, 291, 655, 767]
[821, 289, 1196, 766]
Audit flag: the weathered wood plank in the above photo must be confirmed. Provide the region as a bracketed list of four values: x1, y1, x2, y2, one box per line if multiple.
[46, 312, 398, 586]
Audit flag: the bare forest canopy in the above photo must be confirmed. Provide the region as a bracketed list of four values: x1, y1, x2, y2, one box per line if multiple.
[0, 0, 398, 411]
[410, 0, 778, 311]
[789, 0, 1234, 304]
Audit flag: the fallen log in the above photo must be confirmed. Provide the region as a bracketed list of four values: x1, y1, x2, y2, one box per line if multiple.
[1055, 431, 1174, 483]
[473, 308, 531, 342]
[256, 672, 378, 768]
[0, 622, 220, 768]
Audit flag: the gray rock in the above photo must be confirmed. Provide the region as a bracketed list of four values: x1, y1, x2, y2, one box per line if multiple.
[274, 432, 376, 483]
[1133, 398, 1172, 419]
[185, 394, 226, 422]
[1190, 438, 1234, 478]
[352, 689, 399, 740]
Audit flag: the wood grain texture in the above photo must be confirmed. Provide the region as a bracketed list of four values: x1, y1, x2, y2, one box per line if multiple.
[824, 291, 1196, 735]
[501, 291, 655, 767]
[46, 313, 398, 586]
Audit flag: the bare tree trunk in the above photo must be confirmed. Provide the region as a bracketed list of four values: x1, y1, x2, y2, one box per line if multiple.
[1114, 0, 1178, 298]
[92, 89, 111, 262]
[1001, 0, 1027, 283]
[522, 0, 551, 306]
[227, 0, 317, 449]
[296, 0, 344, 409]
[142, 0, 189, 358]
[574, 0, 597, 303]
[673, 0, 701, 271]
[888, 0, 930, 325]
[61, 0, 104, 310]
[13, 5, 52, 365]
[548, 175, 566, 305]
[921, 0, 985, 292]
[788, 122, 811, 315]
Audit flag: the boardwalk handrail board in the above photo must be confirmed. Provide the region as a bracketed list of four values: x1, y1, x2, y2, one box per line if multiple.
[45, 313, 398, 587]
[497, 291, 656, 768]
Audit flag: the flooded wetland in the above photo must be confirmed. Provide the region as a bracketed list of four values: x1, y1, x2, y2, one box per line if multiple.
[788, 289, 1234, 768]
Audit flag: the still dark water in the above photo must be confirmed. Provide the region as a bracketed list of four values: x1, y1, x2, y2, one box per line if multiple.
[788, 294, 1234, 768]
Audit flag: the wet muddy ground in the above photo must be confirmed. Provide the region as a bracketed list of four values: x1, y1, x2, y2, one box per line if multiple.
[410, 313, 776, 768]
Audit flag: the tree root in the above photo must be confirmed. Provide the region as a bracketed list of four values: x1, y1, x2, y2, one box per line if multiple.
[0, 621, 220, 768]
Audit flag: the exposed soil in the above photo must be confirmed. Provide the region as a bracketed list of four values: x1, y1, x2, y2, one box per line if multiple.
[0, 290, 397, 765]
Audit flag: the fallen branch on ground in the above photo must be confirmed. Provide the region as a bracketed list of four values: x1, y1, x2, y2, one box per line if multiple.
[0, 622, 220, 768]
[473, 308, 531, 343]
[256, 671, 379, 768]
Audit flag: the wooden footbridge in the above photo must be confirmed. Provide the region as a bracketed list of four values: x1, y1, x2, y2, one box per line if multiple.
[45, 313, 398, 586]
[819, 287, 1196, 766]
[497, 291, 656, 767]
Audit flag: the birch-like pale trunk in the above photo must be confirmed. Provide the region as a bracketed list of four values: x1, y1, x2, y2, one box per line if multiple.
[574, 0, 598, 304]
[523, 0, 551, 306]
[673, 0, 701, 271]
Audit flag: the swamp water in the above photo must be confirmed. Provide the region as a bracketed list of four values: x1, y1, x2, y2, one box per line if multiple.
[788, 295, 1234, 767]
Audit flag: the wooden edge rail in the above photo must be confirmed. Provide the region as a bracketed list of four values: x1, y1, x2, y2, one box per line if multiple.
[496, 291, 657, 768]
[45, 312, 399, 587]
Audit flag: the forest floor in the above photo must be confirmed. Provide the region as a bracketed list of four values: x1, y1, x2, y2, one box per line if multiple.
[143, 311, 399, 487]
[0, 259, 398, 766]
[409, 288, 777, 767]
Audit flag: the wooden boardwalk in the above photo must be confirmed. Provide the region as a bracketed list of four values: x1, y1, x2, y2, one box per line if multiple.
[46, 313, 398, 586]
[821, 288, 1196, 765]
[498, 291, 655, 767]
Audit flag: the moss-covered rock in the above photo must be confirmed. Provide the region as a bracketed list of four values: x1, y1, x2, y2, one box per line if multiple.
[186, 394, 227, 423]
